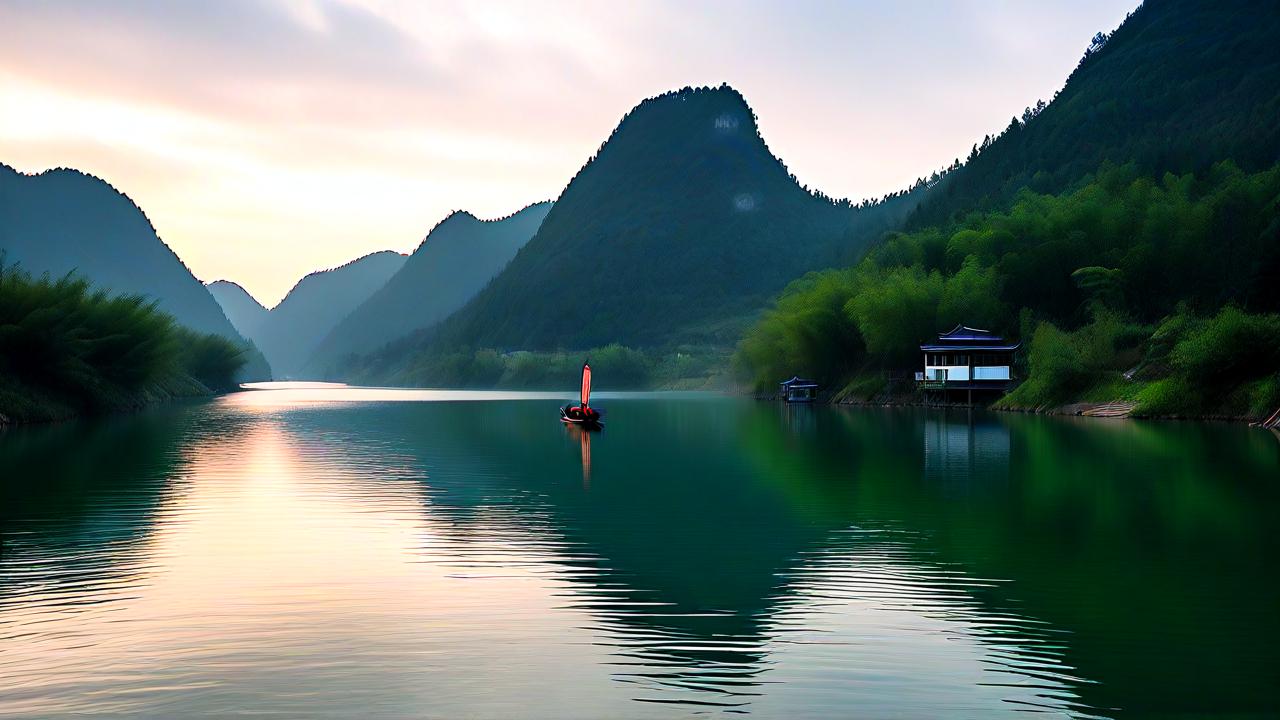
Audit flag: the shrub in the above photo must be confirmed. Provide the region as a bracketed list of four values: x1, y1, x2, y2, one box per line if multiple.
[733, 270, 864, 392]
[1170, 307, 1280, 388]
[1000, 322, 1088, 408]
[1244, 375, 1280, 416]
[0, 263, 248, 417]
[1134, 376, 1199, 416]
[174, 328, 245, 391]
[844, 266, 942, 367]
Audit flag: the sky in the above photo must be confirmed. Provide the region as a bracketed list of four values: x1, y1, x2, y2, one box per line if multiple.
[0, 0, 1138, 307]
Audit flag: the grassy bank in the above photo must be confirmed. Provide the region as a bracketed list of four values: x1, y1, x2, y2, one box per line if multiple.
[996, 307, 1280, 421]
[0, 264, 249, 425]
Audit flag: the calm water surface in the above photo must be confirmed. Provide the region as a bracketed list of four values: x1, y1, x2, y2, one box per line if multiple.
[1, 386, 1277, 718]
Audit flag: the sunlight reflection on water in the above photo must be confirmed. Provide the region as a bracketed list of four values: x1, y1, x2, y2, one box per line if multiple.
[1, 387, 1277, 718]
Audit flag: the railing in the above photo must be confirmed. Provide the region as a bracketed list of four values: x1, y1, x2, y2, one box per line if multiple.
[917, 370, 946, 390]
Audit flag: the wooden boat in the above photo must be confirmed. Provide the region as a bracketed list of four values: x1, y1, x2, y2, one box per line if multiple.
[561, 361, 603, 428]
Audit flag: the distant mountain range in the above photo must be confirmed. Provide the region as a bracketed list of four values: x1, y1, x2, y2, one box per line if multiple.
[0, 163, 271, 381]
[3, 86, 918, 388]
[304, 202, 552, 375]
[207, 280, 269, 338]
[214, 251, 407, 378]
[32, 0, 1272, 393]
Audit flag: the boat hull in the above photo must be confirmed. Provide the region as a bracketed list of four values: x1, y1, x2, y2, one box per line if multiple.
[561, 406, 603, 428]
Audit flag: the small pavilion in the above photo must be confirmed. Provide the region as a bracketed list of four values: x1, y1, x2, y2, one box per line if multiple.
[779, 376, 819, 403]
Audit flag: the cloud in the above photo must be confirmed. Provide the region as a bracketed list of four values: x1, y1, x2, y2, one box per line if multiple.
[0, 0, 1140, 305]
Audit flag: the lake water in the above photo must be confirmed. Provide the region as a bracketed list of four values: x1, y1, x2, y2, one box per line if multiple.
[1, 386, 1277, 718]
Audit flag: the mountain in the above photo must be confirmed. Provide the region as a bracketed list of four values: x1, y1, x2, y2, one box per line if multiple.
[411, 85, 915, 355]
[229, 251, 407, 378]
[736, 0, 1280, 419]
[0, 163, 271, 381]
[305, 203, 552, 374]
[912, 0, 1280, 227]
[207, 280, 269, 338]
[0, 163, 242, 337]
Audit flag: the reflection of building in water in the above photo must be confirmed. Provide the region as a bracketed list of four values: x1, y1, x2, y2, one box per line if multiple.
[923, 414, 1010, 484]
[778, 400, 818, 435]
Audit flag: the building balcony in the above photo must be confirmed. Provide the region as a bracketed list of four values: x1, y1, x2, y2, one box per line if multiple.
[917, 367, 1013, 391]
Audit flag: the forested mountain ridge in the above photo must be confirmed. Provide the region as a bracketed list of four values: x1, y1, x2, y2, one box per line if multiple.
[911, 0, 1280, 227]
[305, 202, 552, 375]
[739, 0, 1280, 420]
[0, 162, 271, 381]
[207, 280, 269, 338]
[420, 85, 919, 354]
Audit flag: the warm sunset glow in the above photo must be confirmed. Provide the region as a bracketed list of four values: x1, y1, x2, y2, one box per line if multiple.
[0, 0, 1136, 306]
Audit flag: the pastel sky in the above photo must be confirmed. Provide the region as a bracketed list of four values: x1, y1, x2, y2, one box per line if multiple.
[0, 0, 1137, 307]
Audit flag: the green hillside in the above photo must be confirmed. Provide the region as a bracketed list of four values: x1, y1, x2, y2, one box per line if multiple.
[738, 0, 1280, 419]
[306, 204, 550, 376]
[430, 86, 916, 353]
[912, 0, 1280, 227]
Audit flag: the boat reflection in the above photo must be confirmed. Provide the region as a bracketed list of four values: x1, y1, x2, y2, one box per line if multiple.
[2, 392, 1277, 717]
[564, 423, 593, 488]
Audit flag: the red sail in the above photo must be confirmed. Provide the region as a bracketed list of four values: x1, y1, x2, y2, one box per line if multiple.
[580, 362, 592, 408]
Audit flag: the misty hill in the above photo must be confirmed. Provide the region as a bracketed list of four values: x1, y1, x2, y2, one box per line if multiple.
[913, 0, 1280, 226]
[238, 251, 408, 378]
[419, 85, 915, 354]
[0, 163, 271, 381]
[0, 163, 243, 338]
[305, 203, 552, 374]
[207, 280, 269, 338]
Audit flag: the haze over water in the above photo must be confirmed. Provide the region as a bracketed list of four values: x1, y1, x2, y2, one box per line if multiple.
[1, 387, 1277, 718]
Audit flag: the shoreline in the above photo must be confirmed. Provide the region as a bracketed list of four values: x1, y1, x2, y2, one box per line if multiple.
[0, 374, 215, 428]
[745, 386, 1277, 426]
[824, 394, 1271, 426]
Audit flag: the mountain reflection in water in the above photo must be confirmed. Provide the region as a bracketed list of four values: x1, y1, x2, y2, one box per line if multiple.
[1, 389, 1277, 718]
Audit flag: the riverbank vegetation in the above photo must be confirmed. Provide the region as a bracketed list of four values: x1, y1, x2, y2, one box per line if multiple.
[0, 264, 250, 424]
[998, 308, 1280, 418]
[736, 162, 1280, 419]
[339, 343, 730, 391]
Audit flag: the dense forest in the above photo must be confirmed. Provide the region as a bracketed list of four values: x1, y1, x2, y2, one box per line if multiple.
[334, 85, 926, 385]
[442, 85, 925, 351]
[0, 263, 249, 424]
[737, 163, 1280, 416]
[909, 0, 1280, 228]
[340, 342, 727, 391]
[7, 0, 1277, 419]
[737, 0, 1280, 419]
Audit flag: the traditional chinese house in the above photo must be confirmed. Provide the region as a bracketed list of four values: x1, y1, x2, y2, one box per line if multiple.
[779, 376, 819, 403]
[917, 326, 1018, 399]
